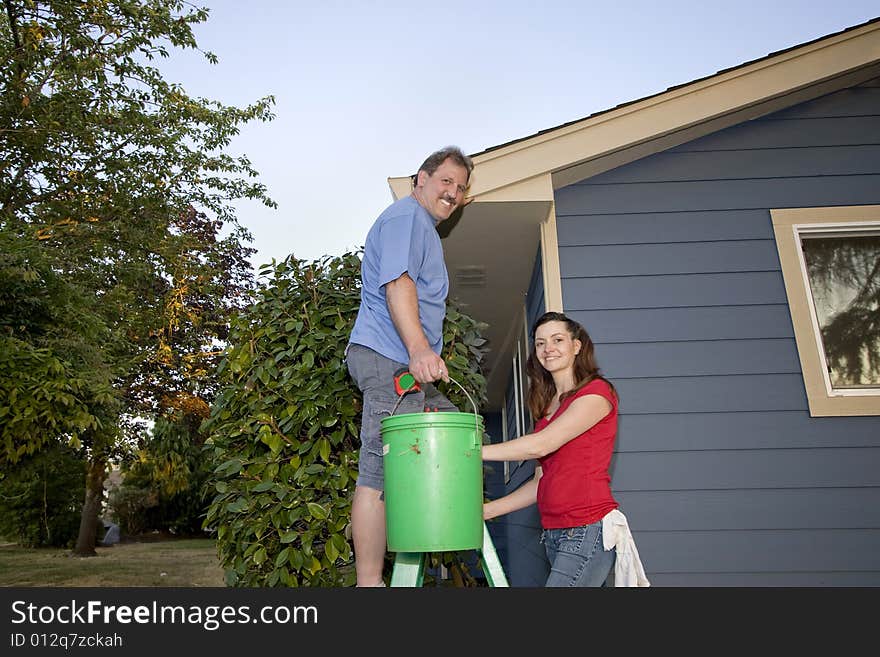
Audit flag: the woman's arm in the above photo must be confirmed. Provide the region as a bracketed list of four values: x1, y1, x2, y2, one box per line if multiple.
[484, 468, 542, 520]
[482, 393, 612, 462]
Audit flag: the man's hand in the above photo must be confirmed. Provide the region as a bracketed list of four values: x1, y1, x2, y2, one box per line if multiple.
[408, 346, 448, 384]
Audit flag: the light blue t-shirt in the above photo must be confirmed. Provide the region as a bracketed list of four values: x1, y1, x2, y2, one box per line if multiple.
[349, 195, 449, 364]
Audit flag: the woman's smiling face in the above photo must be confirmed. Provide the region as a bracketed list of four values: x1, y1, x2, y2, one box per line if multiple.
[534, 320, 581, 373]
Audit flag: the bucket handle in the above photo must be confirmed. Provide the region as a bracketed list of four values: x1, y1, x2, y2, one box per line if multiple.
[390, 373, 482, 448]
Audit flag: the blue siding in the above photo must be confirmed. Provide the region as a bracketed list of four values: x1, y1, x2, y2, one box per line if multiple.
[598, 338, 801, 377]
[501, 80, 880, 586]
[557, 175, 880, 214]
[559, 208, 775, 244]
[525, 245, 545, 328]
[564, 271, 788, 309]
[560, 239, 781, 277]
[615, 374, 808, 413]
[578, 145, 880, 183]
[620, 489, 880, 529]
[569, 305, 795, 343]
[617, 412, 880, 451]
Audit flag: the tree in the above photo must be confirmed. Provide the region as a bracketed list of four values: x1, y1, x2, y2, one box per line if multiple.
[108, 391, 215, 537]
[1, 0, 274, 555]
[203, 252, 489, 587]
[0, 443, 85, 548]
[0, 229, 117, 464]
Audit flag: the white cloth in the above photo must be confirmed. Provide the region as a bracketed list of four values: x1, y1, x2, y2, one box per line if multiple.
[602, 509, 651, 587]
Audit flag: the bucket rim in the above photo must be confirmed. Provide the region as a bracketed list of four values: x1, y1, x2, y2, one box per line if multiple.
[386, 375, 482, 436]
[381, 411, 485, 427]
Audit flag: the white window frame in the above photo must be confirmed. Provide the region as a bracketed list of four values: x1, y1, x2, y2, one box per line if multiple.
[771, 204, 880, 416]
[503, 303, 532, 483]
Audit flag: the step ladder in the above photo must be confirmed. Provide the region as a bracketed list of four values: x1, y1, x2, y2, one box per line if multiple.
[389, 521, 509, 587]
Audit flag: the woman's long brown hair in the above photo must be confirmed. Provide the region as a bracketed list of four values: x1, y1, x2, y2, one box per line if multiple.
[525, 311, 618, 420]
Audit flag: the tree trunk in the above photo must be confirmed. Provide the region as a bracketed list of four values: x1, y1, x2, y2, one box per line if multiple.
[72, 455, 107, 556]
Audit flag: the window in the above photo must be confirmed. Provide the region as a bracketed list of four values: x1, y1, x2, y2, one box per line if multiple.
[771, 205, 880, 416]
[801, 231, 880, 389]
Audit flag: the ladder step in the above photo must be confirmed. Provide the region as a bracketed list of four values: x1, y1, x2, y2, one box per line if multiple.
[478, 522, 509, 587]
[389, 523, 509, 587]
[390, 551, 425, 587]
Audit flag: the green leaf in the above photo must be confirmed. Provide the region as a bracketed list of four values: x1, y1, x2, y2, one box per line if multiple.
[330, 533, 348, 554]
[226, 498, 248, 513]
[275, 547, 290, 567]
[307, 556, 321, 574]
[216, 459, 243, 475]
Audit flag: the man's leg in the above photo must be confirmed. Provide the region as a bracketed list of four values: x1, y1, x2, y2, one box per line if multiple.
[345, 344, 423, 587]
[352, 484, 387, 587]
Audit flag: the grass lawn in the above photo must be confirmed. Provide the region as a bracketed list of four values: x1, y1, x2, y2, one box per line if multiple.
[0, 538, 225, 587]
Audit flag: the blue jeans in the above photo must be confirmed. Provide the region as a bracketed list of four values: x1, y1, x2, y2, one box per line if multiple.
[541, 520, 616, 587]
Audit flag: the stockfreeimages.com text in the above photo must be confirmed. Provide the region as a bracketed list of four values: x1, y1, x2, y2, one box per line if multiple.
[11, 599, 317, 632]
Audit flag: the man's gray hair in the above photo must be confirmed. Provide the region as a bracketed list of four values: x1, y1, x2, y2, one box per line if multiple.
[416, 146, 474, 182]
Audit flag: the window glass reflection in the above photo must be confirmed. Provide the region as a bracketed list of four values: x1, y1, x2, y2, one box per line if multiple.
[801, 233, 880, 389]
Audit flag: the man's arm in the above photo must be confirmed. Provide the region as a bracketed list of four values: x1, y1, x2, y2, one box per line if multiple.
[385, 272, 447, 384]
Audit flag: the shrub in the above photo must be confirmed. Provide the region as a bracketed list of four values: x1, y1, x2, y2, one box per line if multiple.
[203, 251, 488, 586]
[106, 484, 158, 537]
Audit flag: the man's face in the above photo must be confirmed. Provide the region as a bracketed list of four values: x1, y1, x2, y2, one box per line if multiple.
[415, 158, 469, 223]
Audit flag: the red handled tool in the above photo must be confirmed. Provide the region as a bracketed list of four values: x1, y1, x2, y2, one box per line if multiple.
[390, 368, 421, 416]
[393, 367, 420, 396]
[391, 368, 440, 412]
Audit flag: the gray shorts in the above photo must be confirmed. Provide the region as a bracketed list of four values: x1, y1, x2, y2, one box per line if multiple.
[345, 343, 458, 491]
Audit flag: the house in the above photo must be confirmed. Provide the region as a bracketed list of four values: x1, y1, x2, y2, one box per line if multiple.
[389, 16, 880, 586]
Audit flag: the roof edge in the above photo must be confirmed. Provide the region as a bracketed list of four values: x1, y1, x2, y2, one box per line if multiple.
[463, 17, 880, 198]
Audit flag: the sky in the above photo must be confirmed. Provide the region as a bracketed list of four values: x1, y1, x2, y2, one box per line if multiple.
[157, 1, 880, 271]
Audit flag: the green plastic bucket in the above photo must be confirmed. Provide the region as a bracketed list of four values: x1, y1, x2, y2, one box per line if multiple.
[381, 410, 484, 552]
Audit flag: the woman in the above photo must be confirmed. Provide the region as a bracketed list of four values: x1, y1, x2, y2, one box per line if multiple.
[482, 311, 649, 587]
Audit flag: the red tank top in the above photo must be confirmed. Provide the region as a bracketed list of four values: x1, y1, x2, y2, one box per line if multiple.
[535, 378, 619, 529]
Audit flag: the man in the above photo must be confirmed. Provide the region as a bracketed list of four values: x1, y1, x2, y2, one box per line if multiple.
[346, 146, 473, 587]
